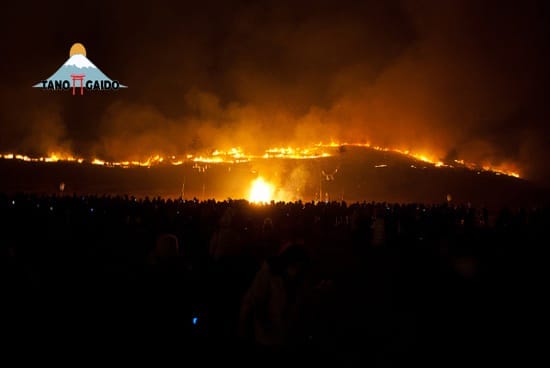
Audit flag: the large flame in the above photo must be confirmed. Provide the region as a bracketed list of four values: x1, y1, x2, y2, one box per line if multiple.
[0, 141, 521, 178]
[249, 177, 275, 203]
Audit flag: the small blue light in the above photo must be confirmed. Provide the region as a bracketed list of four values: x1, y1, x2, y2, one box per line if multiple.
[192, 317, 198, 325]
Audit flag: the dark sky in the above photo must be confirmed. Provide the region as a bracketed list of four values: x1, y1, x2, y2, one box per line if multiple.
[1, 0, 549, 184]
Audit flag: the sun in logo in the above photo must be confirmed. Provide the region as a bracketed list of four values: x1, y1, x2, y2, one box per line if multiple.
[69, 43, 86, 57]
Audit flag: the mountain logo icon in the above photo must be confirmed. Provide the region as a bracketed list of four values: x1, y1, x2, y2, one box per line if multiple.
[33, 43, 126, 95]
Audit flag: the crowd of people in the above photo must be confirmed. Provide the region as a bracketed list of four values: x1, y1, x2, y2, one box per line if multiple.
[1, 193, 547, 360]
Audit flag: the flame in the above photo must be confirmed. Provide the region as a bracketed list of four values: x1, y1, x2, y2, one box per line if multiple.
[249, 177, 274, 203]
[0, 140, 522, 178]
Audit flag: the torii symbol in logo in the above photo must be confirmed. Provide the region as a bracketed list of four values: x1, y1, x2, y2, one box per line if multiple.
[33, 43, 126, 95]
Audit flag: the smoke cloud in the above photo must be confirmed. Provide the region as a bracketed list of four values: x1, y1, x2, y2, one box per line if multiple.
[1, 0, 549, 183]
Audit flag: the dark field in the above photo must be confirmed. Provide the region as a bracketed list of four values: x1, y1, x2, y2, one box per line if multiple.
[1, 146, 547, 208]
[1, 147, 548, 361]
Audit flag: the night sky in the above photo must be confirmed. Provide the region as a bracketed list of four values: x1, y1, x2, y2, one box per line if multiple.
[1, 0, 549, 184]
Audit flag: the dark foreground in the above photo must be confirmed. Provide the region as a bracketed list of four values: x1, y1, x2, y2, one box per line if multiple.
[2, 194, 547, 363]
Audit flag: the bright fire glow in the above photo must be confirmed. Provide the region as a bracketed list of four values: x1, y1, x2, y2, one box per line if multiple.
[249, 177, 274, 203]
[0, 141, 521, 179]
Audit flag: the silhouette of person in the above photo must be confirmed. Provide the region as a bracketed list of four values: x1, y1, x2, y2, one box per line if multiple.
[240, 244, 311, 347]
